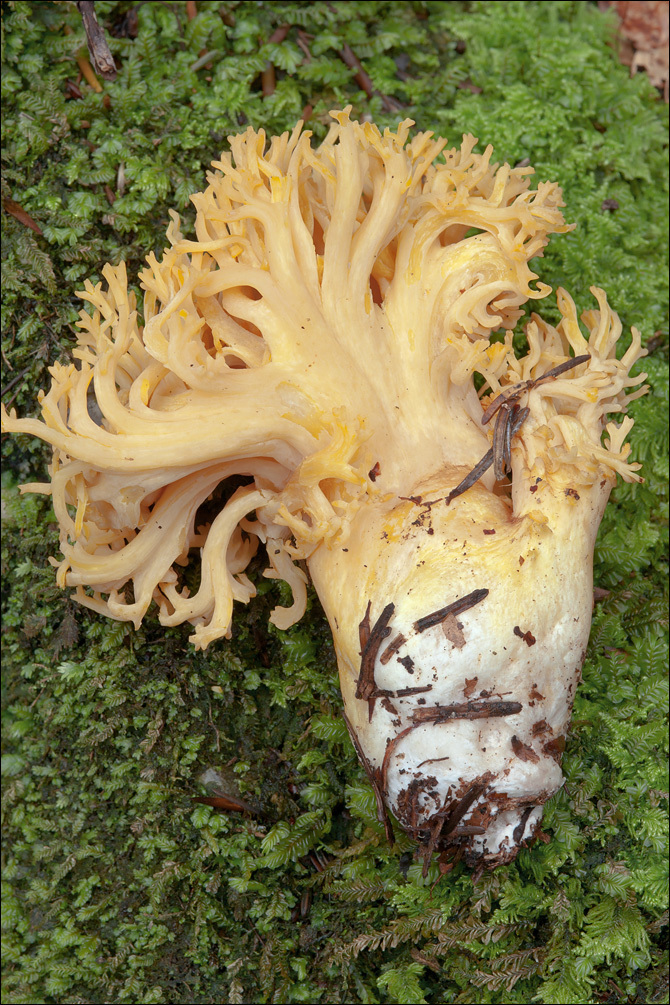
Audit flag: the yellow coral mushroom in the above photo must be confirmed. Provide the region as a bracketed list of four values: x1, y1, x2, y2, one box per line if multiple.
[2, 108, 647, 869]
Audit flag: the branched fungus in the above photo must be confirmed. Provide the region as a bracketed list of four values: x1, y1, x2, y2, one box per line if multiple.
[2, 108, 647, 869]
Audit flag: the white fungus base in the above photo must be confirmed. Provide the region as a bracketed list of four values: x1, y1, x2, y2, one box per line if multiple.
[308, 473, 600, 869]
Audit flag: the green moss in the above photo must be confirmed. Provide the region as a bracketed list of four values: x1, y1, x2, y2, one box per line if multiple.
[2, 2, 667, 1003]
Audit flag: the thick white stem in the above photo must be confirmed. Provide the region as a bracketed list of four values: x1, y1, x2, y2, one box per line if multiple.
[308, 472, 598, 868]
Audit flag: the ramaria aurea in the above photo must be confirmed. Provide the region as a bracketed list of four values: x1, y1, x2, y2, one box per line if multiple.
[2, 108, 647, 870]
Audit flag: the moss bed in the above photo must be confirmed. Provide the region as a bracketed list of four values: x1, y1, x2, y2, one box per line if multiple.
[1, 2, 668, 1003]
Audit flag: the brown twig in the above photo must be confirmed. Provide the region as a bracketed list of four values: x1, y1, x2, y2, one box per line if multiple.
[512, 805, 535, 844]
[411, 700, 523, 724]
[337, 43, 375, 98]
[378, 632, 407, 665]
[325, 2, 402, 112]
[76, 2, 117, 80]
[445, 449, 494, 505]
[448, 355, 591, 505]
[413, 588, 489, 634]
[358, 599, 372, 652]
[356, 602, 395, 719]
[296, 30, 313, 61]
[336, 41, 402, 112]
[481, 355, 590, 426]
[2, 366, 33, 400]
[342, 711, 395, 844]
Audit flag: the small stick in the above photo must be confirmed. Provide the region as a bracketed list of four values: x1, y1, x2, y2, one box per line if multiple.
[356, 602, 395, 720]
[411, 699, 523, 723]
[378, 632, 406, 665]
[502, 404, 514, 474]
[76, 2, 117, 80]
[358, 600, 372, 652]
[347, 48, 402, 111]
[511, 405, 530, 433]
[512, 805, 534, 844]
[535, 354, 590, 384]
[76, 53, 103, 92]
[325, 2, 402, 112]
[439, 779, 487, 837]
[445, 449, 494, 505]
[2, 365, 33, 399]
[482, 381, 527, 425]
[492, 404, 511, 481]
[414, 588, 489, 634]
[342, 711, 395, 844]
[448, 402, 530, 503]
[482, 354, 591, 425]
[395, 685, 432, 698]
[495, 403, 530, 480]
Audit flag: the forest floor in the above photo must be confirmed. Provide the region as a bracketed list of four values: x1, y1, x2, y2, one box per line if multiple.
[2, 3, 668, 1004]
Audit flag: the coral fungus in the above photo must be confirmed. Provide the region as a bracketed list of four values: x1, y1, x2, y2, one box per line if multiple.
[2, 108, 647, 868]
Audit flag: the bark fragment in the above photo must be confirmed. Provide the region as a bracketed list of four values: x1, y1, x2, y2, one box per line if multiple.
[511, 735, 540, 763]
